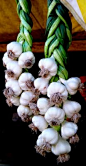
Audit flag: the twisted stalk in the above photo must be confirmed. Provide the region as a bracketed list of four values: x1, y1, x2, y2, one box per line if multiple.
[44, 0, 72, 81]
[16, 0, 33, 52]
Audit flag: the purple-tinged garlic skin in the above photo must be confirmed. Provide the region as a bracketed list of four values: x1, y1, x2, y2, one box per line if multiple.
[32, 115, 48, 132]
[18, 51, 35, 69]
[20, 90, 37, 106]
[17, 104, 32, 122]
[2, 52, 13, 67]
[63, 100, 81, 118]
[7, 41, 22, 59]
[45, 106, 65, 126]
[37, 97, 50, 115]
[47, 81, 68, 106]
[38, 56, 58, 80]
[61, 120, 78, 139]
[5, 79, 22, 97]
[18, 72, 35, 90]
[51, 136, 71, 156]
[60, 77, 81, 95]
[34, 77, 49, 95]
[6, 61, 22, 79]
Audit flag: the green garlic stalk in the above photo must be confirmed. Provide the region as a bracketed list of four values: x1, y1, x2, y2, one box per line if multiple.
[44, 0, 72, 81]
[16, 0, 33, 52]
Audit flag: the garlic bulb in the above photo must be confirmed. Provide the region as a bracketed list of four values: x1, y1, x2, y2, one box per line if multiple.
[6, 96, 20, 107]
[63, 100, 81, 118]
[51, 136, 71, 160]
[32, 115, 48, 132]
[45, 106, 65, 126]
[18, 72, 35, 90]
[61, 120, 78, 139]
[7, 41, 22, 59]
[6, 61, 22, 79]
[18, 51, 35, 69]
[34, 77, 49, 95]
[60, 77, 81, 95]
[20, 90, 37, 106]
[17, 104, 32, 122]
[38, 56, 58, 80]
[47, 81, 68, 106]
[37, 128, 59, 146]
[4, 79, 22, 98]
[37, 97, 50, 115]
[2, 52, 13, 67]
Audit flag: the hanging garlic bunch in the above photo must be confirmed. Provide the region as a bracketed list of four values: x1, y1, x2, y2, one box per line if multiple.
[38, 55, 58, 80]
[60, 77, 82, 95]
[63, 100, 81, 123]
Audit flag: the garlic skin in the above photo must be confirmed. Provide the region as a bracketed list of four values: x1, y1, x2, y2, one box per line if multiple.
[6, 61, 22, 79]
[37, 97, 50, 115]
[5, 79, 22, 97]
[7, 41, 22, 59]
[47, 82, 68, 106]
[61, 120, 78, 139]
[60, 77, 81, 95]
[38, 56, 58, 80]
[32, 115, 48, 132]
[20, 90, 36, 106]
[37, 128, 59, 146]
[18, 72, 35, 90]
[51, 136, 71, 156]
[2, 52, 13, 67]
[34, 77, 49, 95]
[18, 51, 35, 69]
[45, 106, 65, 126]
[63, 100, 81, 118]
[17, 104, 32, 122]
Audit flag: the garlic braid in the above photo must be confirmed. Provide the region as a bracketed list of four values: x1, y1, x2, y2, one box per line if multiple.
[44, 0, 72, 80]
[16, 0, 33, 52]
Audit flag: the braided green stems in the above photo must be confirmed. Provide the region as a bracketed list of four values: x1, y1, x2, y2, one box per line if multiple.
[16, 0, 33, 52]
[44, 0, 72, 81]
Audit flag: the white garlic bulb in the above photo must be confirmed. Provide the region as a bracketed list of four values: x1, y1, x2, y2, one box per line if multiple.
[5, 79, 22, 97]
[17, 104, 32, 122]
[18, 51, 35, 69]
[20, 90, 36, 106]
[34, 77, 49, 95]
[47, 81, 68, 106]
[18, 72, 35, 90]
[51, 136, 71, 156]
[6, 61, 22, 79]
[38, 56, 58, 80]
[45, 106, 65, 126]
[7, 41, 22, 59]
[10, 96, 20, 106]
[60, 77, 81, 95]
[63, 100, 81, 118]
[61, 120, 78, 139]
[2, 52, 13, 67]
[32, 115, 48, 132]
[37, 97, 50, 115]
[37, 128, 59, 146]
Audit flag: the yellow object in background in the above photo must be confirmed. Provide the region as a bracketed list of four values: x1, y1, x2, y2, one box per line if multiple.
[60, 0, 86, 30]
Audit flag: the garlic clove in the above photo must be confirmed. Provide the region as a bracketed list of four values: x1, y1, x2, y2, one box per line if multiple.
[61, 120, 78, 139]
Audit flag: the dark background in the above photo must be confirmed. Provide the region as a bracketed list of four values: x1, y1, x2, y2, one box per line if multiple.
[0, 51, 86, 166]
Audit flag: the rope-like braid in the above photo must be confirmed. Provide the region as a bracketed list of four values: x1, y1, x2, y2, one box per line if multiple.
[16, 0, 33, 52]
[44, 0, 72, 81]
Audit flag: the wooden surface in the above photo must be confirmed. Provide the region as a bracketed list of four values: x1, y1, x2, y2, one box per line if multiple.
[0, 0, 86, 53]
